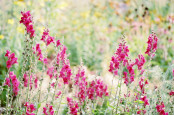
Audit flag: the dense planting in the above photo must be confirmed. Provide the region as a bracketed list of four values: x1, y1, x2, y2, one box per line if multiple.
[0, 10, 173, 115]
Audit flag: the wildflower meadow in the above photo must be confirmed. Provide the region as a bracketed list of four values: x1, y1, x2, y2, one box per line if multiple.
[0, 0, 174, 115]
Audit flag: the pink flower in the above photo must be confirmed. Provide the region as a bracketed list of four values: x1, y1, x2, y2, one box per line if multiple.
[20, 11, 35, 38]
[43, 104, 54, 115]
[34, 76, 38, 88]
[5, 71, 20, 96]
[140, 96, 149, 107]
[109, 42, 130, 76]
[4, 77, 11, 87]
[47, 67, 57, 79]
[169, 91, 174, 96]
[23, 73, 28, 87]
[59, 64, 72, 84]
[145, 34, 158, 57]
[156, 102, 168, 115]
[56, 40, 61, 47]
[5, 50, 10, 57]
[87, 79, 109, 100]
[34, 44, 47, 64]
[41, 29, 55, 46]
[24, 102, 36, 115]
[55, 91, 61, 98]
[135, 55, 146, 70]
[67, 97, 79, 115]
[5, 50, 18, 69]
[137, 110, 146, 114]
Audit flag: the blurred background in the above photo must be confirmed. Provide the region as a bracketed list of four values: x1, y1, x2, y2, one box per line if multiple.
[0, 0, 174, 91]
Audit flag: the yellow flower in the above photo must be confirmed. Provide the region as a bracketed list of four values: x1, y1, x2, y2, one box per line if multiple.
[17, 26, 24, 34]
[13, 1, 26, 6]
[94, 12, 102, 18]
[0, 35, 4, 40]
[8, 19, 14, 25]
[57, 2, 68, 9]
[80, 11, 90, 19]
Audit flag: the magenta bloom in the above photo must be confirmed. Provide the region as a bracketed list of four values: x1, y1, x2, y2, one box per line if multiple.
[156, 102, 168, 115]
[4, 77, 11, 87]
[20, 11, 35, 38]
[43, 104, 54, 115]
[41, 29, 55, 46]
[135, 55, 146, 70]
[5, 71, 20, 96]
[145, 34, 158, 57]
[169, 91, 174, 96]
[5, 50, 18, 69]
[24, 102, 36, 115]
[67, 97, 79, 115]
[109, 42, 129, 75]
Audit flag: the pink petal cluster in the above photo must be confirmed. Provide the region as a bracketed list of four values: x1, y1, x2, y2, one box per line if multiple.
[33, 44, 47, 64]
[135, 55, 146, 70]
[24, 102, 36, 115]
[56, 40, 61, 47]
[87, 79, 109, 100]
[56, 45, 67, 65]
[145, 34, 158, 57]
[43, 104, 54, 115]
[169, 91, 174, 96]
[137, 110, 146, 114]
[41, 29, 55, 46]
[47, 67, 57, 79]
[156, 102, 168, 115]
[55, 91, 61, 98]
[59, 63, 72, 84]
[74, 68, 87, 103]
[4, 72, 20, 96]
[139, 77, 148, 94]
[20, 11, 35, 38]
[67, 97, 79, 115]
[140, 96, 149, 107]
[109, 42, 129, 75]
[23, 73, 38, 89]
[5, 50, 18, 69]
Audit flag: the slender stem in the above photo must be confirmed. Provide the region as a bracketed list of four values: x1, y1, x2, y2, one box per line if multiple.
[56, 85, 65, 115]
[115, 76, 123, 114]
[110, 76, 114, 97]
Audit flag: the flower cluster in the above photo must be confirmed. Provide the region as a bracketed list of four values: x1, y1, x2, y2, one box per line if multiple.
[139, 77, 148, 94]
[109, 42, 129, 75]
[43, 104, 54, 115]
[55, 91, 61, 98]
[41, 29, 55, 46]
[56, 45, 67, 65]
[137, 110, 146, 114]
[140, 96, 149, 107]
[123, 62, 135, 85]
[24, 102, 36, 115]
[169, 91, 174, 96]
[156, 102, 168, 115]
[47, 67, 57, 79]
[4, 72, 20, 96]
[20, 11, 35, 38]
[67, 97, 79, 115]
[23, 73, 38, 89]
[5, 50, 18, 69]
[59, 63, 72, 84]
[87, 79, 109, 100]
[74, 68, 87, 103]
[33, 44, 47, 64]
[145, 33, 158, 57]
[135, 54, 146, 71]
